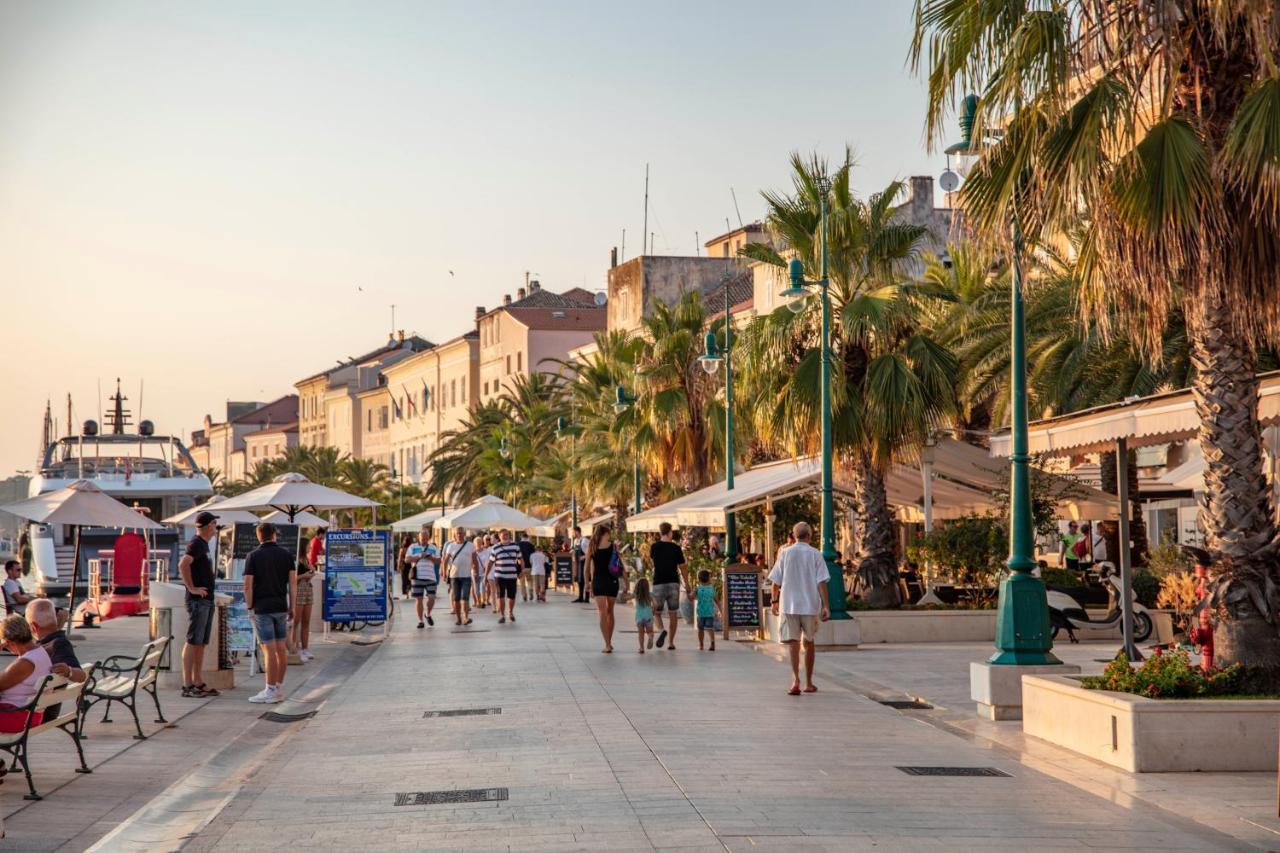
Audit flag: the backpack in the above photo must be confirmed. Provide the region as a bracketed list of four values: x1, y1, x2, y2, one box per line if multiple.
[1072, 537, 1088, 558]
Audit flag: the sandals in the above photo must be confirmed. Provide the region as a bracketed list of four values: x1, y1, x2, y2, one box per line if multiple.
[787, 685, 802, 696]
[196, 683, 220, 696]
[803, 685, 818, 693]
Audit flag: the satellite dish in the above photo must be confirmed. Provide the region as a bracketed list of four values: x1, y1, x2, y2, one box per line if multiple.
[939, 170, 961, 193]
[593, 291, 607, 307]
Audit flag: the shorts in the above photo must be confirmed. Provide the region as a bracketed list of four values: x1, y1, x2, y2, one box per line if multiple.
[186, 598, 215, 646]
[651, 582, 680, 613]
[411, 580, 438, 598]
[451, 577, 472, 603]
[779, 613, 820, 643]
[636, 618, 653, 630]
[697, 616, 716, 630]
[496, 577, 517, 599]
[0, 706, 40, 733]
[253, 611, 288, 643]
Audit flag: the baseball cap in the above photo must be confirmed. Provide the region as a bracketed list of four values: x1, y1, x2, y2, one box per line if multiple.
[195, 511, 219, 526]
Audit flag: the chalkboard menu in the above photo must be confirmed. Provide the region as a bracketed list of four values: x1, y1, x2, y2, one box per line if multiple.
[232, 523, 299, 561]
[722, 564, 762, 637]
[553, 554, 574, 589]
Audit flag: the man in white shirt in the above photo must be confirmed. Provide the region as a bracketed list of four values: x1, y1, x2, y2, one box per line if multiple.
[442, 528, 478, 626]
[767, 522, 830, 696]
[407, 527, 440, 629]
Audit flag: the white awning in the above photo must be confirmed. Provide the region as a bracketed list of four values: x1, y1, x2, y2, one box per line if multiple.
[989, 370, 1280, 458]
[390, 507, 461, 532]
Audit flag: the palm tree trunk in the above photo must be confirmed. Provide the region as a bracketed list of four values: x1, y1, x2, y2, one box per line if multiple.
[1186, 290, 1280, 675]
[853, 452, 901, 608]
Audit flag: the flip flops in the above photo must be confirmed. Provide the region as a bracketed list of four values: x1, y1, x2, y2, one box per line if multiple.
[787, 685, 802, 696]
[804, 685, 818, 693]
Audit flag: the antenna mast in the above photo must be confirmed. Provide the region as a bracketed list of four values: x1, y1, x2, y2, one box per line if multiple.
[730, 187, 744, 227]
[642, 164, 649, 258]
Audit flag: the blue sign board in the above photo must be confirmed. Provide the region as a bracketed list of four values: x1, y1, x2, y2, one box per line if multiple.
[322, 529, 390, 622]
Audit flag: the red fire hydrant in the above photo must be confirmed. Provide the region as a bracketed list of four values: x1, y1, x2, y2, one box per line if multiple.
[1189, 559, 1214, 670]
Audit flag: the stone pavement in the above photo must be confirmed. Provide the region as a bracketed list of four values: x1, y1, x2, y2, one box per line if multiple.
[168, 595, 1259, 852]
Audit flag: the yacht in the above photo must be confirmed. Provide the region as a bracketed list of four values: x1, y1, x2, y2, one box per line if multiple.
[26, 382, 212, 599]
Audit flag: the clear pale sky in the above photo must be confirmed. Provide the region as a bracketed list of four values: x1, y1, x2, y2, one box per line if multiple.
[0, 0, 940, 478]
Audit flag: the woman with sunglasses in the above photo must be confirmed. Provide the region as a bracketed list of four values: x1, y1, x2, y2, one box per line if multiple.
[0, 614, 53, 732]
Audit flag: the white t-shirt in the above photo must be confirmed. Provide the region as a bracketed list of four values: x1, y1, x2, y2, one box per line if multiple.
[529, 551, 548, 576]
[2, 577, 23, 613]
[408, 543, 439, 582]
[766, 541, 830, 615]
[476, 547, 493, 577]
[1092, 534, 1108, 563]
[443, 540, 476, 580]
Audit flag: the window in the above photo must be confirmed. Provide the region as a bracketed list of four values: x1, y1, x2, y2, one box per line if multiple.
[451, 379, 457, 407]
[367, 411, 372, 431]
[483, 381, 489, 396]
[516, 351, 522, 372]
[505, 355, 511, 375]
[252, 446, 258, 458]
[422, 387, 429, 411]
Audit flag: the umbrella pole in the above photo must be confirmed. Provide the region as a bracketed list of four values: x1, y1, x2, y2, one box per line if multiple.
[65, 526, 94, 629]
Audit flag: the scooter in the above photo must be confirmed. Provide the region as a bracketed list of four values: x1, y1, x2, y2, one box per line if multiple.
[1045, 562, 1153, 643]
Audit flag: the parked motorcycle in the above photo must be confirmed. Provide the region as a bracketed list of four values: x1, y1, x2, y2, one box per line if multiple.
[1045, 562, 1152, 643]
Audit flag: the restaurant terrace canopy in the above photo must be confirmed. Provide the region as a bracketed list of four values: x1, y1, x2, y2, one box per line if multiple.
[627, 441, 1118, 535]
[390, 506, 461, 533]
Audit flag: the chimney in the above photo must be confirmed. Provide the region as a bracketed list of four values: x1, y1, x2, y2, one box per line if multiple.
[610, 247, 618, 268]
[517, 287, 526, 300]
[910, 176, 934, 218]
[503, 293, 512, 306]
[397, 329, 405, 344]
[475, 305, 485, 317]
[531, 280, 540, 291]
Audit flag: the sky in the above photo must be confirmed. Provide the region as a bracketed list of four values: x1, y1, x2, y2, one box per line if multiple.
[0, 0, 942, 478]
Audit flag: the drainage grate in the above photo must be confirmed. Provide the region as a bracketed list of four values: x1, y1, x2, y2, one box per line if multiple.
[897, 766, 1011, 777]
[449, 629, 492, 634]
[259, 710, 318, 723]
[878, 699, 933, 710]
[423, 707, 502, 718]
[394, 788, 508, 806]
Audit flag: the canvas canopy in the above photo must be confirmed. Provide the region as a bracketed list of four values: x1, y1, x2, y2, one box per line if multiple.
[212, 473, 379, 522]
[163, 495, 261, 526]
[3, 480, 166, 530]
[262, 509, 329, 528]
[390, 506, 461, 533]
[437, 496, 544, 532]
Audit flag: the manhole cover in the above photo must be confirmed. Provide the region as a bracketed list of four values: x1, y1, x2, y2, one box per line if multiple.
[897, 766, 1010, 777]
[449, 629, 492, 634]
[394, 788, 508, 806]
[423, 707, 502, 718]
[259, 710, 318, 723]
[878, 699, 933, 710]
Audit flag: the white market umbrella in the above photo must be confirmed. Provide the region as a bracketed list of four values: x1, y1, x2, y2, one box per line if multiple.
[2, 480, 165, 623]
[391, 506, 460, 533]
[163, 495, 261, 526]
[212, 473, 381, 523]
[262, 509, 329, 528]
[437, 495, 545, 532]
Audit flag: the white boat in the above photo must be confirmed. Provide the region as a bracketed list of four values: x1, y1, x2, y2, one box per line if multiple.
[27, 383, 212, 598]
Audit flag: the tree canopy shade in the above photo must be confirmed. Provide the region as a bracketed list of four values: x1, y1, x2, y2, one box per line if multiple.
[912, 0, 1280, 678]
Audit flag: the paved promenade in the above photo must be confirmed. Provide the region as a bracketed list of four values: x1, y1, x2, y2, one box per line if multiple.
[6, 595, 1277, 852]
[186, 597, 1254, 852]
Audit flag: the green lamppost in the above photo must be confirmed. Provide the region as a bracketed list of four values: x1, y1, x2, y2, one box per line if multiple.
[946, 94, 1057, 665]
[700, 275, 738, 564]
[777, 179, 849, 620]
[556, 414, 578, 531]
[613, 385, 642, 516]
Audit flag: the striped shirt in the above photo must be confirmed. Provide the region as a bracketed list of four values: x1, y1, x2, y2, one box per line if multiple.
[489, 542, 524, 579]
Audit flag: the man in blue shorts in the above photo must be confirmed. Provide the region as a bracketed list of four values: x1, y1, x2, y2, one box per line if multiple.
[178, 511, 220, 698]
[244, 523, 297, 705]
[443, 527, 478, 626]
[407, 526, 440, 629]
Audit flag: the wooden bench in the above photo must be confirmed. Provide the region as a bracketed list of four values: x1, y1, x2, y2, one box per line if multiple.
[83, 637, 170, 740]
[0, 668, 94, 800]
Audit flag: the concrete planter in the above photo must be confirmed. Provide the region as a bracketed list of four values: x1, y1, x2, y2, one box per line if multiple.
[1022, 674, 1280, 772]
[854, 609, 997, 643]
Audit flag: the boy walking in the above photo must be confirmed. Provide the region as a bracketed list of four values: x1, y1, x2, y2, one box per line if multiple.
[694, 569, 721, 652]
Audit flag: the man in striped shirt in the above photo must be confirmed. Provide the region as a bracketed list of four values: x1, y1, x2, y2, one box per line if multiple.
[488, 529, 526, 624]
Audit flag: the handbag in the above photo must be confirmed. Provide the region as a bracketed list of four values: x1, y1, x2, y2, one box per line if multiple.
[608, 548, 623, 577]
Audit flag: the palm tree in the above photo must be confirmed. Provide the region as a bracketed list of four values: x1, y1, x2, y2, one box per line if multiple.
[301, 446, 347, 487]
[740, 153, 958, 606]
[425, 402, 509, 506]
[912, 1, 1280, 676]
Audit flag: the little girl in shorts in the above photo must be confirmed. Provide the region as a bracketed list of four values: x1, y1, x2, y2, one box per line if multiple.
[633, 578, 654, 653]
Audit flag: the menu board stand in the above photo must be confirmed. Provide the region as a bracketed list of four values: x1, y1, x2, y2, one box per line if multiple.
[722, 563, 763, 640]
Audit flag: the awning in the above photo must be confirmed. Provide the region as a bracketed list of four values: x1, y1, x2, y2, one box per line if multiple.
[989, 370, 1280, 457]
[528, 509, 571, 538]
[390, 507, 461, 532]
[629, 441, 1118, 531]
[1155, 456, 1204, 491]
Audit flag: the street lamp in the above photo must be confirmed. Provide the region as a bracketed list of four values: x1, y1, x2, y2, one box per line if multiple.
[613, 384, 642, 515]
[556, 414, 578, 530]
[947, 94, 1057, 665]
[499, 436, 511, 460]
[700, 278, 739, 564]
[776, 180, 849, 620]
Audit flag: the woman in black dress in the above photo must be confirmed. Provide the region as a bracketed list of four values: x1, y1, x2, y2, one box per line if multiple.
[587, 524, 627, 653]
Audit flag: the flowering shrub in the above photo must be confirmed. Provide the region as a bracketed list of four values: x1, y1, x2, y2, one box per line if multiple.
[1081, 648, 1243, 698]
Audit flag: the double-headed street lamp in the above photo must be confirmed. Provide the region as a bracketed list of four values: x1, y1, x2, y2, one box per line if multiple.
[556, 413, 578, 530]
[946, 94, 1057, 665]
[613, 385, 642, 516]
[700, 276, 738, 564]
[776, 179, 849, 620]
